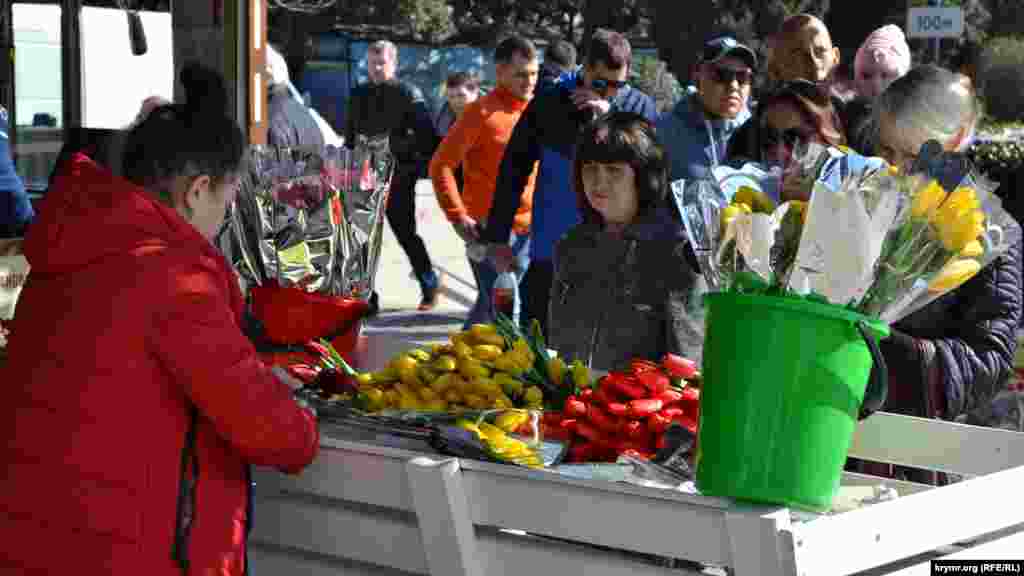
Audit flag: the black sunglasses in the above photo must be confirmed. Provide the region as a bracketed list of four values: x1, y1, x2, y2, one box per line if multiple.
[760, 126, 811, 150]
[591, 78, 628, 93]
[710, 66, 754, 86]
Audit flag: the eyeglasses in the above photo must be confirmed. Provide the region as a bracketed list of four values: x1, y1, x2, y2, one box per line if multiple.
[710, 66, 753, 86]
[760, 126, 811, 150]
[591, 78, 628, 93]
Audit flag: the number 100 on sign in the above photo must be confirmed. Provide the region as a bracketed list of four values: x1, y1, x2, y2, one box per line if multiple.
[907, 7, 964, 39]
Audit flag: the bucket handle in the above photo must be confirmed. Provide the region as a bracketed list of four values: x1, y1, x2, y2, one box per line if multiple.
[856, 321, 888, 420]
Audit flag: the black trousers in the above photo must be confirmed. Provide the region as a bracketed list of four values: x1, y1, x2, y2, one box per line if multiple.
[520, 259, 554, 339]
[386, 168, 433, 281]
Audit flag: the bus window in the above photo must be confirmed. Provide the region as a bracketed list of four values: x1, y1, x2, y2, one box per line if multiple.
[12, 2, 63, 192]
[81, 7, 172, 129]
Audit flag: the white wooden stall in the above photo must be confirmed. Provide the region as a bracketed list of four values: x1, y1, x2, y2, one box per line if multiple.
[250, 412, 1024, 576]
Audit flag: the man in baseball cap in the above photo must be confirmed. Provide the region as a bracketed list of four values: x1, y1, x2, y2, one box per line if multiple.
[657, 34, 756, 182]
[699, 35, 759, 72]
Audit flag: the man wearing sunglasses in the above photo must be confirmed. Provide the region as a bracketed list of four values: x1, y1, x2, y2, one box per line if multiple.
[657, 35, 756, 183]
[481, 28, 656, 337]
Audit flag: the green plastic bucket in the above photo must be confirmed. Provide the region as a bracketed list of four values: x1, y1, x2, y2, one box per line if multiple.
[696, 292, 890, 512]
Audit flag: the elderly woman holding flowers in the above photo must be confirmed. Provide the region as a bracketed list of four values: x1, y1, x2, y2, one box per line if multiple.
[872, 66, 1022, 451]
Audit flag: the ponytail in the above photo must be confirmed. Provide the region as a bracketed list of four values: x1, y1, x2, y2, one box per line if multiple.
[122, 61, 245, 200]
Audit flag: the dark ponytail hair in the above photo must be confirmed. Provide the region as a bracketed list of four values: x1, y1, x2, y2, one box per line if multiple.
[122, 61, 245, 203]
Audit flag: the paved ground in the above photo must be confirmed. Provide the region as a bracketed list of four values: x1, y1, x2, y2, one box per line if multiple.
[357, 179, 475, 371]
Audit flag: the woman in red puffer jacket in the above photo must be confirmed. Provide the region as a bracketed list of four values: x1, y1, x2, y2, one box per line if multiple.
[0, 63, 320, 575]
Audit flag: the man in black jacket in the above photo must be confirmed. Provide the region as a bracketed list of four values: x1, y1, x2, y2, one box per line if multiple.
[482, 29, 657, 336]
[346, 40, 440, 311]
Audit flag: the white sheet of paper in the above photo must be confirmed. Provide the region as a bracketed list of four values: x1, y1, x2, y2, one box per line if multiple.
[734, 213, 779, 282]
[787, 181, 900, 306]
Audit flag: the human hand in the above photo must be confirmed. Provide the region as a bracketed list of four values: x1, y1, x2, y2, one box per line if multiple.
[488, 244, 517, 273]
[570, 88, 612, 116]
[453, 215, 480, 243]
[271, 365, 306, 391]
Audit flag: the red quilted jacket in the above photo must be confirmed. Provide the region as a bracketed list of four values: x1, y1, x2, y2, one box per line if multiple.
[0, 154, 319, 575]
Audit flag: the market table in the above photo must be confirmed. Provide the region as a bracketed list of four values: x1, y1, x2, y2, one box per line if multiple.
[249, 411, 1024, 576]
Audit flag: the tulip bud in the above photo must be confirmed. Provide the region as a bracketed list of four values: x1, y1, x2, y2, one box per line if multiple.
[910, 180, 947, 219]
[928, 258, 982, 294]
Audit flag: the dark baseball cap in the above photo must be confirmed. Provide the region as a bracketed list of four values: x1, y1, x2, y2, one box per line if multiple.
[700, 36, 758, 71]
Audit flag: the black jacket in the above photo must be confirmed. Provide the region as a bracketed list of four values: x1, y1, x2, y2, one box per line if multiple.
[547, 206, 706, 372]
[881, 241, 1022, 426]
[344, 80, 437, 172]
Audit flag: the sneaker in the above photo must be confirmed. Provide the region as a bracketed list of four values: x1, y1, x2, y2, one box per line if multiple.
[417, 274, 442, 311]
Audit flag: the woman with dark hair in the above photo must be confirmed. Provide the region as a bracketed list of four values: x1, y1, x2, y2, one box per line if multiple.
[0, 63, 319, 574]
[728, 79, 847, 200]
[547, 111, 704, 371]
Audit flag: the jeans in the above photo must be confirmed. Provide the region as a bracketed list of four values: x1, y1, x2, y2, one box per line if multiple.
[465, 232, 530, 329]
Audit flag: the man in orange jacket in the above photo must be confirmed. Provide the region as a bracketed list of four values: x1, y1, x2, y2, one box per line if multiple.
[430, 35, 539, 327]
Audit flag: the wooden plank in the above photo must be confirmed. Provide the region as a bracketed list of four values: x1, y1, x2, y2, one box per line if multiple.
[249, 506, 707, 576]
[725, 509, 794, 576]
[850, 413, 1024, 476]
[249, 542, 419, 576]
[405, 457, 483, 576]
[790, 465, 1024, 576]
[886, 530, 1024, 575]
[246, 0, 266, 144]
[249, 492, 429, 574]
[458, 464, 787, 566]
[457, 455, 737, 508]
[840, 472, 934, 497]
[253, 437, 423, 511]
[474, 528, 702, 576]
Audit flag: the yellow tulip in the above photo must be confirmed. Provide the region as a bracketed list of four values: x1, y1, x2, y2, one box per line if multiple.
[946, 186, 981, 212]
[786, 200, 808, 223]
[570, 360, 591, 390]
[547, 357, 566, 385]
[523, 386, 544, 406]
[494, 373, 525, 397]
[928, 259, 982, 293]
[472, 344, 503, 361]
[961, 240, 984, 258]
[495, 410, 531, 433]
[935, 208, 985, 253]
[911, 180, 947, 219]
[493, 353, 525, 375]
[720, 204, 743, 228]
[734, 186, 776, 214]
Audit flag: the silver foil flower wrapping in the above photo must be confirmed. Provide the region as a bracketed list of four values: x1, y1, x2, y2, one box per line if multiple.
[218, 135, 395, 302]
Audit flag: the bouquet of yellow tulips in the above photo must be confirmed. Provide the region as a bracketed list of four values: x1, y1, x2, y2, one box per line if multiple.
[855, 144, 1020, 322]
[674, 174, 809, 292]
[676, 141, 1019, 325]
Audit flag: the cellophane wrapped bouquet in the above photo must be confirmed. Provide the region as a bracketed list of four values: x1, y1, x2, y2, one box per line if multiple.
[673, 140, 1021, 323]
[217, 136, 393, 353]
[220, 135, 394, 300]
